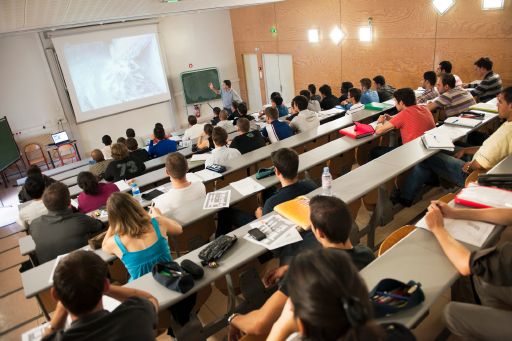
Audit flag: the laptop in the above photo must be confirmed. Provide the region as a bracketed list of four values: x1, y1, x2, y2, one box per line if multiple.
[51, 131, 70, 145]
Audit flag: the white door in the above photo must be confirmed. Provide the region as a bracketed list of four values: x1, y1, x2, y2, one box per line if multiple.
[278, 54, 294, 105]
[243, 54, 262, 113]
[263, 54, 281, 104]
[262, 54, 295, 105]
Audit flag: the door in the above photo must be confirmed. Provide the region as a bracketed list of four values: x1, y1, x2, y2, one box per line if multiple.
[243, 54, 263, 113]
[263, 54, 282, 104]
[262, 54, 295, 105]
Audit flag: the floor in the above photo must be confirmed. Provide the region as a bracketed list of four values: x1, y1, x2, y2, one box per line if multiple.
[0, 175, 467, 341]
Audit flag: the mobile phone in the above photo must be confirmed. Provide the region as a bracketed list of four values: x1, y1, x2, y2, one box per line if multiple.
[248, 228, 266, 241]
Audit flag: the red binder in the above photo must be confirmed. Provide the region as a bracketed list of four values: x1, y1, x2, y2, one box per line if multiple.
[454, 185, 512, 208]
[339, 122, 375, 139]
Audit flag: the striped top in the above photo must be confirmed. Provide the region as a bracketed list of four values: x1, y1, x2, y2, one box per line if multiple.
[468, 71, 502, 103]
[434, 86, 476, 117]
[417, 87, 439, 104]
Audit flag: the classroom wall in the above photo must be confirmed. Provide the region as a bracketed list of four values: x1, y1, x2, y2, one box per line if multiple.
[230, 0, 512, 106]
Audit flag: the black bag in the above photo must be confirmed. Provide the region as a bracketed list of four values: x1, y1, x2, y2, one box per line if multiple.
[369, 279, 424, 318]
[478, 173, 512, 190]
[198, 235, 237, 265]
[141, 189, 163, 201]
[206, 164, 226, 173]
[152, 262, 194, 293]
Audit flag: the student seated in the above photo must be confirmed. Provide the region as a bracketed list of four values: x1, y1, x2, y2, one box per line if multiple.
[427, 74, 476, 117]
[289, 95, 319, 133]
[371, 88, 435, 159]
[463, 57, 503, 103]
[398, 87, 512, 206]
[101, 135, 113, 160]
[196, 124, 214, 150]
[229, 118, 266, 154]
[210, 106, 221, 126]
[232, 102, 256, 128]
[89, 149, 112, 180]
[205, 127, 241, 167]
[318, 84, 339, 110]
[340, 88, 365, 115]
[126, 127, 146, 148]
[360, 78, 380, 104]
[42, 250, 158, 341]
[228, 196, 375, 339]
[308, 84, 321, 102]
[151, 123, 171, 144]
[229, 100, 241, 121]
[117, 137, 127, 145]
[30, 182, 104, 263]
[126, 138, 150, 162]
[209, 79, 242, 116]
[261, 107, 294, 143]
[152, 153, 206, 215]
[417, 71, 439, 104]
[266, 248, 386, 341]
[437, 60, 463, 86]
[76, 171, 119, 214]
[425, 203, 512, 340]
[148, 126, 177, 158]
[182, 115, 204, 141]
[104, 143, 146, 182]
[373, 75, 396, 102]
[17, 175, 48, 230]
[338, 81, 354, 103]
[299, 89, 321, 113]
[272, 95, 289, 117]
[216, 109, 234, 132]
[18, 165, 56, 203]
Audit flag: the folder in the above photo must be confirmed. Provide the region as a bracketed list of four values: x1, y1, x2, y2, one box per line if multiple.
[274, 196, 311, 230]
[469, 102, 498, 113]
[364, 102, 393, 111]
[455, 185, 512, 208]
[339, 122, 375, 139]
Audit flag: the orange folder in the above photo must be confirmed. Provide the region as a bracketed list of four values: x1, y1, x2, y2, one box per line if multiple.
[274, 196, 311, 230]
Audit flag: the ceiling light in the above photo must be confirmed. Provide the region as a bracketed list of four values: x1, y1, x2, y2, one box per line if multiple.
[308, 29, 319, 43]
[359, 27, 372, 42]
[482, 0, 504, 10]
[433, 0, 455, 15]
[330, 26, 344, 44]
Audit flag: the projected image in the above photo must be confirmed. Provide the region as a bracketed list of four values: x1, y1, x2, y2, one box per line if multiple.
[62, 33, 168, 112]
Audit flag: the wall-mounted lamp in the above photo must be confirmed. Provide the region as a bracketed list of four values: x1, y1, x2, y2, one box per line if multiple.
[359, 17, 373, 42]
[330, 26, 344, 45]
[432, 0, 455, 15]
[482, 0, 504, 10]
[308, 29, 319, 43]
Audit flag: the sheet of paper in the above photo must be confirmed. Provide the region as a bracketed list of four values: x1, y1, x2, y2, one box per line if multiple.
[186, 172, 203, 183]
[203, 190, 231, 209]
[230, 177, 265, 196]
[195, 168, 222, 182]
[444, 117, 481, 128]
[70, 198, 79, 209]
[49, 254, 68, 284]
[244, 214, 303, 250]
[435, 124, 470, 140]
[421, 131, 455, 151]
[191, 153, 210, 161]
[416, 217, 495, 247]
[114, 180, 130, 192]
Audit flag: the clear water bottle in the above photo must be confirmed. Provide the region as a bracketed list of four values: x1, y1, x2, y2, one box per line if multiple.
[322, 167, 332, 196]
[131, 182, 142, 203]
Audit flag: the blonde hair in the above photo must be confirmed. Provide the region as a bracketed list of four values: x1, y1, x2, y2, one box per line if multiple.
[107, 192, 151, 238]
[219, 110, 228, 120]
[110, 143, 129, 161]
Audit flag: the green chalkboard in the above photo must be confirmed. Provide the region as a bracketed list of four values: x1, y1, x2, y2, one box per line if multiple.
[0, 117, 20, 172]
[181, 68, 221, 104]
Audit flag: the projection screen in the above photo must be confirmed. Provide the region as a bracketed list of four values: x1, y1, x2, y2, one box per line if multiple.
[52, 25, 171, 123]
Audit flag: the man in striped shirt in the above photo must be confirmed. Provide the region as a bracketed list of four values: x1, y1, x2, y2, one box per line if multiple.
[463, 57, 503, 103]
[417, 71, 439, 104]
[427, 74, 476, 117]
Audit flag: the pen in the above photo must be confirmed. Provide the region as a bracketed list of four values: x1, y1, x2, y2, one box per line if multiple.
[375, 291, 410, 301]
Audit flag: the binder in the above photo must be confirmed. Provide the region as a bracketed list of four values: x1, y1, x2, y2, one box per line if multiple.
[364, 102, 393, 111]
[455, 185, 512, 208]
[339, 122, 375, 139]
[274, 196, 311, 230]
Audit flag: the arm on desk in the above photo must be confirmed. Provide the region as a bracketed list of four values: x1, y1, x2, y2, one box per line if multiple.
[433, 201, 512, 226]
[150, 207, 183, 236]
[266, 298, 297, 341]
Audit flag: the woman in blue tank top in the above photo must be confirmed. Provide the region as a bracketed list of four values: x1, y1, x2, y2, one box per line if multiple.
[102, 192, 183, 281]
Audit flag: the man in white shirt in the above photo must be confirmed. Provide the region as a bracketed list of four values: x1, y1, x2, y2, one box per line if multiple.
[216, 110, 236, 133]
[289, 95, 320, 133]
[341, 88, 365, 115]
[152, 152, 206, 215]
[17, 175, 48, 230]
[205, 127, 241, 167]
[182, 115, 205, 141]
[101, 135, 113, 160]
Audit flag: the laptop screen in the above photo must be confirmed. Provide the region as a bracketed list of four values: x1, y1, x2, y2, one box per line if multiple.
[51, 131, 69, 144]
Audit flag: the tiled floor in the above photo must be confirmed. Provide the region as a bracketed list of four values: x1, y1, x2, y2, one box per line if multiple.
[0, 175, 468, 341]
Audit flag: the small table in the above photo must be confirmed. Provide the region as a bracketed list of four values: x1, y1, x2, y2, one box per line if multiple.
[45, 140, 81, 168]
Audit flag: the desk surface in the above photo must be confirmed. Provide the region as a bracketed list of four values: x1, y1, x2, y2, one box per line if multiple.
[488, 154, 512, 175]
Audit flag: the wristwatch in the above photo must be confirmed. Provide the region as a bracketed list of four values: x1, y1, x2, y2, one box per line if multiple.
[228, 313, 239, 324]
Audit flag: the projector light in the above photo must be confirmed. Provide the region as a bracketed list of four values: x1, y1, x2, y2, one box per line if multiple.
[482, 0, 504, 10]
[433, 0, 455, 15]
[359, 26, 372, 42]
[330, 26, 344, 45]
[308, 29, 319, 43]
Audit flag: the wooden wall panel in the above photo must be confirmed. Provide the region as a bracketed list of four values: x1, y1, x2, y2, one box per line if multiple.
[230, 3, 276, 42]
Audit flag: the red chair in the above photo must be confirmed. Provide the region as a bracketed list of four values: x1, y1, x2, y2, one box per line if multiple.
[57, 143, 79, 165]
[24, 143, 50, 170]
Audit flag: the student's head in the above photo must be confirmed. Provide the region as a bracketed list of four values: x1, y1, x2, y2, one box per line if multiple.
[271, 95, 284, 107]
[236, 117, 251, 134]
[437, 60, 453, 75]
[292, 95, 308, 112]
[222, 79, 232, 90]
[90, 149, 105, 162]
[299, 90, 311, 100]
[360, 78, 372, 91]
[51, 251, 108, 316]
[219, 109, 229, 121]
[102, 135, 112, 146]
[232, 100, 240, 112]
[43, 182, 70, 212]
[126, 128, 136, 138]
[203, 123, 213, 137]
[307, 84, 317, 95]
[110, 143, 129, 161]
[287, 249, 378, 341]
[348, 88, 362, 104]
[116, 137, 127, 145]
[264, 107, 279, 122]
[423, 71, 437, 88]
[24, 175, 45, 200]
[126, 138, 138, 152]
[155, 123, 164, 129]
[26, 165, 42, 178]
[393, 88, 417, 110]
[319, 84, 332, 98]
[187, 115, 198, 127]
[212, 126, 228, 147]
[474, 57, 493, 77]
[107, 192, 150, 237]
[271, 148, 299, 180]
[497, 87, 512, 120]
[213, 107, 221, 117]
[309, 195, 353, 245]
[153, 126, 166, 141]
[270, 92, 282, 102]
[372, 75, 386, 89]
[341, 81, 354, 95]
[238, 102, 248, 116]
[438, 74, 456, 93]
[77, 171, 100, 196]
[165, 152, 188, 180]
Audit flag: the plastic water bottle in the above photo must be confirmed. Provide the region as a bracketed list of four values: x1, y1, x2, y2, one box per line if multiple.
[131, 182, 142, 203]
[322, 167, 332, 196]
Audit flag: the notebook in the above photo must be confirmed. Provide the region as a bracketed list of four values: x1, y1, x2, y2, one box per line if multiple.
[455, 185, 512, 208]
[444, 116, 481, 128]
[364, 102, 393, 111]
[339, 122, 375, 139]
[469, 102, 498, 113]
[274, 196, 311, 230]
[421, 133, 454, 151]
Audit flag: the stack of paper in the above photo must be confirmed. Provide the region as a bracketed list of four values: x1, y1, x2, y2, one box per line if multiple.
[469, 102, 498, 113]
[421, 132, 455, 151]
[455, 185, 512, 208]
[114, 180, 131, 192]
[244, 214, 303, 250]
[191, 153, 210, 162]
[186, 172, 203, 183]
[195, 168, 223, 182]
[444, 117, 481, 128]
[230, 177, 265, 196]
[203, 190, 231, 209]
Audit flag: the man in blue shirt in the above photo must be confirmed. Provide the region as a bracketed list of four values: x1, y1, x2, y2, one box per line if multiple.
[209, 79, 242, 116]
[148, 126, 177, 158]
[261, 107, 293, 143]
[360, 78, 379, 104]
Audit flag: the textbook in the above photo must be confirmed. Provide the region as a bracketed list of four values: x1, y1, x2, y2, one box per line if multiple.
[421, 133, 454, 151]
[469, 102, 498, 113]
[455, 185, 512, 208]
[274, 196, 311, 230]
[444, 116, 481, 128]
[339, 122, 375, 139]
[364, 102, 393, 111]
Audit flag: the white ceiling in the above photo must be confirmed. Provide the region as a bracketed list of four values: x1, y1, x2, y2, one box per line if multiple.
[0, 0, 282, 35]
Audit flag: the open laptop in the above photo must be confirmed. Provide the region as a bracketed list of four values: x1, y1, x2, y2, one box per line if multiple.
[51, 131, 70, 146]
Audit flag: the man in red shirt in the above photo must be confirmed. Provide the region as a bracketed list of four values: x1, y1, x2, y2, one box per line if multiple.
[370, 87, 435, 159]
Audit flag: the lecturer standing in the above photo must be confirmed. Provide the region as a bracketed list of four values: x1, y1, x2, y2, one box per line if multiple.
[209, 79, 241, 117]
